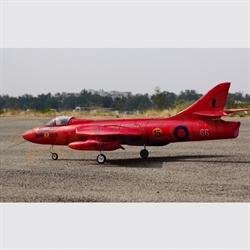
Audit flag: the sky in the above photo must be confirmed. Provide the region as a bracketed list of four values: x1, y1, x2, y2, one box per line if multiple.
[1, 48, 249, 97]
[1, 1, 249, 98]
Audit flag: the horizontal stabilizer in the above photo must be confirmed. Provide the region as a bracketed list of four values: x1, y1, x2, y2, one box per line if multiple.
[222, 108, 250, 114]
[193, 108, 250, 118]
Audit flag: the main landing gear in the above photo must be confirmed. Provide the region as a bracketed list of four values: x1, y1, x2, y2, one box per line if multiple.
[96, 147, 149, 164]
[140, 149, 149, 159]
[139, 144, 149, 159]
[52, 153, 58, 160]
[50, 146, 58, 160]
[97, 153, 106, 164]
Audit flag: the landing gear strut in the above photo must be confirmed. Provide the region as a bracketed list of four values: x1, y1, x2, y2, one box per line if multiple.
[97, 153, 106, 164]
[50, 146, 58, 160]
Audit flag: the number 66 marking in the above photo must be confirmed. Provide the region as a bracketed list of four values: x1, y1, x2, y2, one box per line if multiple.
[200, 129, 209, 136]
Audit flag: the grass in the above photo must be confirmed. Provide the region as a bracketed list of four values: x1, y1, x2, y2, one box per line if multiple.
[0, 108, 182, 118]
[0, 99, 250, 118]
[0, 105, 249, 118]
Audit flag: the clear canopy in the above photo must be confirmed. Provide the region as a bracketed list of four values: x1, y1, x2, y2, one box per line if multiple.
[46, 116, 73, 126]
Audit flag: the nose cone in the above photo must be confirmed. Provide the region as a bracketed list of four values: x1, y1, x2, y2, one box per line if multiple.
[22, 130, 35, 142]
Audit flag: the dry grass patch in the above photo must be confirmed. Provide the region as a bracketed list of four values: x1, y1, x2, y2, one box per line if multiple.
[1, 107, 249, 118]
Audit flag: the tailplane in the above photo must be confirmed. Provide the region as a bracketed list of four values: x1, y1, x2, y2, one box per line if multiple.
[171, 82, 250, 119]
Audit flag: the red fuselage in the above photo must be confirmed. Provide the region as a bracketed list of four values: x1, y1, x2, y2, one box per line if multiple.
[23, 116, 240, 151]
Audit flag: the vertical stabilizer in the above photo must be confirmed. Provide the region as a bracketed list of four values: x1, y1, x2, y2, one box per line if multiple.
[171, 82, 231, 119]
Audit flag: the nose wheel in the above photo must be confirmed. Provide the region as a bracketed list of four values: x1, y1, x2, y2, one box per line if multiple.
[50, 146, 58, 160]
[97, 153, 106, 164]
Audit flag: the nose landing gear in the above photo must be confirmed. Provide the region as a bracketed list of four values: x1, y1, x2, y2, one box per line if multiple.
[50, 146, 58, 160]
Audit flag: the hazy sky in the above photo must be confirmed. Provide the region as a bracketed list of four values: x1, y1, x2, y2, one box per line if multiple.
[1, 48, 249, 97]
[1, 2, 249, 98]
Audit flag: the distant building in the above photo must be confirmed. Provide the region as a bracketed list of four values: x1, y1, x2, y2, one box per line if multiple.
[75, 106, 84, 111]
[65, 93, 80, 97]
[88, 89, 131, 100]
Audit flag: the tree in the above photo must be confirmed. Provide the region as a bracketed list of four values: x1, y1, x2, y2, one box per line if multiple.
[151, 86, 164, 110]
[178, 89, 201, 102]
[162, 91, 177, 108]
[122, 94, 152, 111]
[112, 97, 127, 111]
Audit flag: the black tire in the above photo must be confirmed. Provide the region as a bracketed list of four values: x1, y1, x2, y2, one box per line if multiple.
[97, 154, 106, 164]
[52, 153, 58, 160]
[140, 149, 149, 159]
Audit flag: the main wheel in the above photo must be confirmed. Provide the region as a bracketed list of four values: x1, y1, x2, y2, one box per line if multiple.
[52, 153, 58, 160]
[140, 149, 149, 159]
[97, 154, 106, 164]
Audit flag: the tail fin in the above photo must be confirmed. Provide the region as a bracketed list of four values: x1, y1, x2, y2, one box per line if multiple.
[171, 82, 250, 119]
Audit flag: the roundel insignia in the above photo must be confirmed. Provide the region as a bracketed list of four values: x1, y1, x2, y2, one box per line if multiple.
[44, 132, 49, 138]
[173, 125, 189, 141]
[152, 128, 162, 137]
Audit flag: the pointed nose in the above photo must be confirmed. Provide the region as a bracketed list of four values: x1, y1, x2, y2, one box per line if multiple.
[22, 130, 35, 141]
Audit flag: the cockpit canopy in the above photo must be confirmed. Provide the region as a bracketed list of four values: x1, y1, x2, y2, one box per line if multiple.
[46, 116, 74, 126]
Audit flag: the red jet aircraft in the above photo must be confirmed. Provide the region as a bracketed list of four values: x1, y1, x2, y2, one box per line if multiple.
[23, 82, 250, 164]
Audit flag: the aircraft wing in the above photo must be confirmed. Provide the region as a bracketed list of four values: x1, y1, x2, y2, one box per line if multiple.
[76, 125, 143, 136]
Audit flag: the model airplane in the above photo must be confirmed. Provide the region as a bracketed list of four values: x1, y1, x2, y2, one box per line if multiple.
[23, 82, 250, 164]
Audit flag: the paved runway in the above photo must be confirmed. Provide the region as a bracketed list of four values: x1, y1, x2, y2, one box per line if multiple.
[0, 117, 249, 202]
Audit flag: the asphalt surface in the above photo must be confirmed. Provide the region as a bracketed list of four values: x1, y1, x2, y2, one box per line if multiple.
[0, 117, 249, 202]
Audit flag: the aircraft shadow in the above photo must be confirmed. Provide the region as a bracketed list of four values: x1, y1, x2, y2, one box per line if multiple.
[58, 154, 250, 168]
[107, 154, 249, 168]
